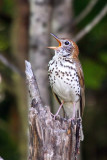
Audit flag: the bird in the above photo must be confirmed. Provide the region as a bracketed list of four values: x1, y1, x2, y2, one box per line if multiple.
[48, 33, 85, 122]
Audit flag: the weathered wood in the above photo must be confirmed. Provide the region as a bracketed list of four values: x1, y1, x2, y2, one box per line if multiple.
[25, 61, 82, 160]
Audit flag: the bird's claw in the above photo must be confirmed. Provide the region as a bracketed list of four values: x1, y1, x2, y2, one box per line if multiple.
[51, 112, 59, 120]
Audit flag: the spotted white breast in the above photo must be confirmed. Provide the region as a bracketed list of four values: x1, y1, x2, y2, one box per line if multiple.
[48, 54, 80, 103]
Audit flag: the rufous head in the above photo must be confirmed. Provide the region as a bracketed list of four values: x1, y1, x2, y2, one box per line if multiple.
[47, 33, 79, 58]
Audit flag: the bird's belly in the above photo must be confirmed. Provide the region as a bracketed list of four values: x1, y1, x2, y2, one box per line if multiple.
[53, 76, 80, 102]
[49, 68, 80, 102]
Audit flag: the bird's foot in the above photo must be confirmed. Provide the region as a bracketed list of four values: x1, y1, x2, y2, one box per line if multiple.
[51, 102, 64, 120]
[51, 112, 60, 120]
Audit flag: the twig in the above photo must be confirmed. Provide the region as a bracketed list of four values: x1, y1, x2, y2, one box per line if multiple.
[0, 53, 24, 76]
[74, 5, 107, 42]
[74, 0, 98, 25]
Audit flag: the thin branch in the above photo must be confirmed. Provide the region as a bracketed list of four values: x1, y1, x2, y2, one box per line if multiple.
[74, 0, 98, 25]
[73, 5, 107, 42]
[0, 53, 24, 77]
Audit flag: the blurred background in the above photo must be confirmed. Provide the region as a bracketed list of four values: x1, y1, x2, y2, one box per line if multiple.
[0, 0, 107, 160]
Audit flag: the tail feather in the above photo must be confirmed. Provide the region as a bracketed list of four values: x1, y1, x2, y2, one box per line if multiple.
[63, 101, 84, 141]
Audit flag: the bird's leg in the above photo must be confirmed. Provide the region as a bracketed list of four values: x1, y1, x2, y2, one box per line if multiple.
[51, 101, 64, 119]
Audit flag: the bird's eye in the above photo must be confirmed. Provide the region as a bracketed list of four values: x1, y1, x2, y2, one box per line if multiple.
[65, 41, 69, 45]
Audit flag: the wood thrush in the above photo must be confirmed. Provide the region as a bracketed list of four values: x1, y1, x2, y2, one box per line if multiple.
[48, 33, 85, 121]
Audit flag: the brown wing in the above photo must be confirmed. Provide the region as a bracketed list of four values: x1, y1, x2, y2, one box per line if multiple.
[74, 58, 85, 116]
[52, 92, 66, 117]
[53, 91, 61, 105]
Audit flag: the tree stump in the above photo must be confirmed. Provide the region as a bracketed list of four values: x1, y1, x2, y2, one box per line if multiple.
[25, 61, 82, 160]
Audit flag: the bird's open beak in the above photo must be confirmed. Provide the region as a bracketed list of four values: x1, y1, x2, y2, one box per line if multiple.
[47, 33, 61, 50]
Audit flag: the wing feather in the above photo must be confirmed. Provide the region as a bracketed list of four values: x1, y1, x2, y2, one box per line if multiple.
[73, 58, 85, 116]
